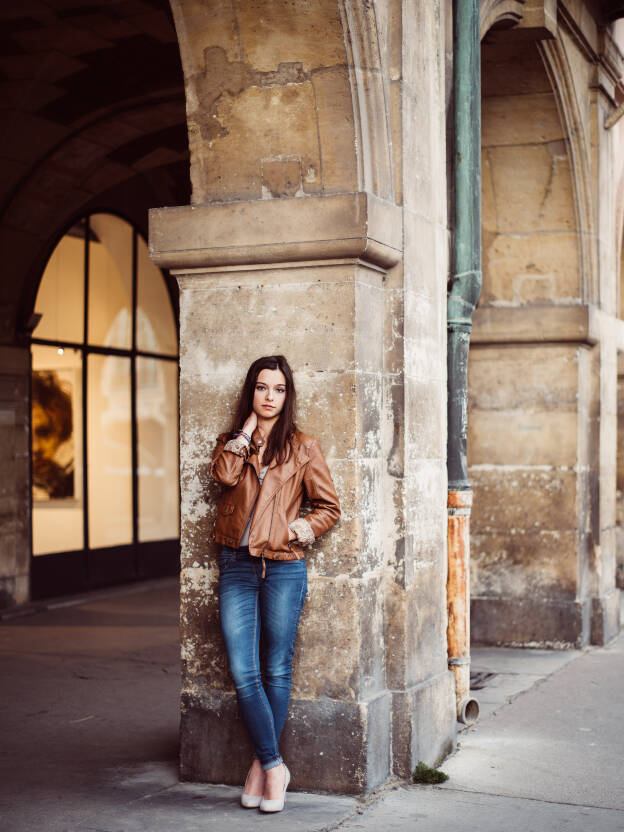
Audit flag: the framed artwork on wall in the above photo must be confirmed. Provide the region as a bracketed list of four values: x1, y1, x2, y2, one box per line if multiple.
[32, 369, 80, 504]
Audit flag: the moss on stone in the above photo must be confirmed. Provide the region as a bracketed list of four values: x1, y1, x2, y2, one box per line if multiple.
[411, 761, 449, 785]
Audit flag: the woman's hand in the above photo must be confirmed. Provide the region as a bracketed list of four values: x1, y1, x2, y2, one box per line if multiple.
[242, 411, 257, 438]
[288, 527, 297, 542]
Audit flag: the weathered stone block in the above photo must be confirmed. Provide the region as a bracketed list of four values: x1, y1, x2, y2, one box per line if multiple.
[236, 0, 346, 72]
[401, 89, 444, 223]
[471, 595, 589, 648]
[0, 353, 30, 610]
[405, 564, 450, 685]
[404, 293, 445, 380]
[355, 275, 384, 373]
[405, 378, 446, 459]
[312, 66, 358, 193]
[471, 306, 592, 345]
[482, 41, 552, 97]
[295, 370, 365, 459]
[0, 574, 28, 609]
[261, 158, 303, 198]
[180, 690, 392, 794]
[179, 269, 355, 374]
[403, 209, 448, 301]
[391, 671, 456, 779]
[483, 94, 565, 148]
[469, 344, 580, 410]
[468, 410, 578, 466]
[469, 468, 578, 533]
[404, 460, 447, 560]
[487, 144, 574, 234]
[356, 574, 386, 700]
[590, 589, 621, 645]
[301, 457, 371, 578]
[471, 530, 578, 599]
[385, 551, 449, 691]
[180, 565, 225, 689]
[482, 232, 580, 304]
[292, 575, 360, 700]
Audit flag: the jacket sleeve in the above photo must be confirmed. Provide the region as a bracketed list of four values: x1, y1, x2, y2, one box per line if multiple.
[209, 433, 249, 487]
[297, 439, 341, 541]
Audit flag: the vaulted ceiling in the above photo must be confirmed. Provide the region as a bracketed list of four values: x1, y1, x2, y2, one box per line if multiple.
[0, 0, 190, 340]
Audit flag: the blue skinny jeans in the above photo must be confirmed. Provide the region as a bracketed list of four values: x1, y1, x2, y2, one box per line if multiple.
[218, 545, 308, 771]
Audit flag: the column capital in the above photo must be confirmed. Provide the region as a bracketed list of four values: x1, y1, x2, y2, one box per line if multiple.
[149, 192, 402, 272]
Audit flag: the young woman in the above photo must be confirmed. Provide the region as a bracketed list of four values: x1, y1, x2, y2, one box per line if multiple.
[210, 355, 340, 812]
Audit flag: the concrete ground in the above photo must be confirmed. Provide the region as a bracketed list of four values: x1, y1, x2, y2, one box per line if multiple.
[1, 579, 623, 832]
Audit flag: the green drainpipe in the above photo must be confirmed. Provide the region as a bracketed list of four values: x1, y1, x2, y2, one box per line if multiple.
[448, 0, 482, 491]
[446, 0, 482, 725]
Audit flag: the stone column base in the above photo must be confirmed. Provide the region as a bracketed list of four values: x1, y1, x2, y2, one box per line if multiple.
[591, 589, 621, 645]
[180, 689, 392, 794]
[391, 671, 456, 780]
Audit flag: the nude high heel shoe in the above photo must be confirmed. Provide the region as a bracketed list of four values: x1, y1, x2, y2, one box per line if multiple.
[240, 764, 264, 808]
[259, 764, 290, 813]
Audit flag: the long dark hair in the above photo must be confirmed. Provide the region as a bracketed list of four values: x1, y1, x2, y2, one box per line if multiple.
[230, 355, 297, 467]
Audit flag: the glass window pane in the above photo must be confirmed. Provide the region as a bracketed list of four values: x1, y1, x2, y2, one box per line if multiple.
[31, 344, 84, 555]
[136, 235, 178, 356]
[87, 354, 132, 548]
[137, 358, 179, 541]
[88, 214, 132, 349]
[33, 232, 84, 343]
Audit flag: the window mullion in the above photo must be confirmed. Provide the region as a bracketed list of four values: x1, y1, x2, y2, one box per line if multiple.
[131, 229, 139, 571]
[82, 216, 90, 584]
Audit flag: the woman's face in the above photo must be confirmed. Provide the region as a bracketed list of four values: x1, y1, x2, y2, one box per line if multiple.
[252, 368, 287, 421]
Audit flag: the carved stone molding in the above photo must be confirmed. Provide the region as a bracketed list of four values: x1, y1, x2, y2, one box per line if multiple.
[338, 0, 394, 201]
[480, 0, 557, 41]
[149, 192, 403, 272]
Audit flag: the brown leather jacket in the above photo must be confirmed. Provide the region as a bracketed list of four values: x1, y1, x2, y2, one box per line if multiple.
[210, 430, 340, 561]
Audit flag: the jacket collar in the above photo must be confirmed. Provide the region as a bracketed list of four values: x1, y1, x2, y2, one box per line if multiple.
[250, 433, 310, 515]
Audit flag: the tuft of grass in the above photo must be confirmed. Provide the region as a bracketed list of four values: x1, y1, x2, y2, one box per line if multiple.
[411, 761, 449, 785]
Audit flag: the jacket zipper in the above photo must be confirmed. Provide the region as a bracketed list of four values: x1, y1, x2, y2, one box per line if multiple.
[261, 494, 277, 579]
[237, 471, 260, 549]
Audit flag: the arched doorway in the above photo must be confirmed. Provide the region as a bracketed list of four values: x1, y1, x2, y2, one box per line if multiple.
[30, 213, 179, 598]
[468, 34, 586, 646]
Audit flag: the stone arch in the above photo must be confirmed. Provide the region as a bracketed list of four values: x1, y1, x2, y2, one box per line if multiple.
[469, 30, 587, 647]
[615, 167, 624, 317]
[168, 0, 394, 204]
[480, 0, 526, 39]
[0, 3, 190, 346]
[11, 96, 188, 335]
[478, 36, 580, 307]
[538, 37, 598, 303]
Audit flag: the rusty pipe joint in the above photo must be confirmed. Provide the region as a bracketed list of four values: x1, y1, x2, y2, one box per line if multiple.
[448, 657, 479, 725]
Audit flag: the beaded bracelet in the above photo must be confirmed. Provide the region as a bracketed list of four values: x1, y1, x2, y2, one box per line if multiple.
[233, 430, 251, 443]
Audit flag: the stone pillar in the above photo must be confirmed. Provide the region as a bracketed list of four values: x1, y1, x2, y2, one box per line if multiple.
[150, 193, 413, 794]
[153, 0, 456, 793]
[469, 307, 621, 647]
[616, 353, 624, 590]
[590, 324, 620, 644]
[0, 345, 31, 609]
